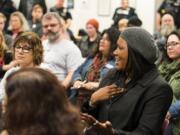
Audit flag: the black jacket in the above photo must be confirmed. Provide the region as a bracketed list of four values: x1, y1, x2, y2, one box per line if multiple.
[112, 7, 137, 27]
[84, 68, 173, 135]
[0, 51, 12, 79]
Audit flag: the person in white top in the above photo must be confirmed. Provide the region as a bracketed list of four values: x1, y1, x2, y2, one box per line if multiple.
[0, 31, 43, 101]
[41, 12, 83, 89]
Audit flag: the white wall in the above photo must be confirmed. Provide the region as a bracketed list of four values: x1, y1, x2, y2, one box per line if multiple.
[136, 0, 156, 34]
[13, 0, 156, 35]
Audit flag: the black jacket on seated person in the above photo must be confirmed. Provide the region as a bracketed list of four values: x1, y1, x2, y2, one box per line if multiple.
[0, 51, 12, 79]
[83, 68, 173, 135]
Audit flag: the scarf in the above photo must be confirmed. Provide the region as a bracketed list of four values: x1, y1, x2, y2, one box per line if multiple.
[86, 55, 107, 82]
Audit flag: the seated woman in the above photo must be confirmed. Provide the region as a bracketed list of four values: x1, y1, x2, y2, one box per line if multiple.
[0, 31, 43, 101]
[0, 31, 14, 80]
[70, 27, 120, 106]
[158, 31, 180, 135]
[7, 11, 30, 40]
[1, 68, 82, 135]
[81, 27, 173, 135]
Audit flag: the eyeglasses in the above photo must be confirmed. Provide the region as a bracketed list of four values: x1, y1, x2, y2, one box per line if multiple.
[43, 23, 59, 29]
[15, 45, 32, 53]
[165, 41, 180, 49]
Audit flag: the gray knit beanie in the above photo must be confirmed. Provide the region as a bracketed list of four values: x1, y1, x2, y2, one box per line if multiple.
[120, 27, 157, 64]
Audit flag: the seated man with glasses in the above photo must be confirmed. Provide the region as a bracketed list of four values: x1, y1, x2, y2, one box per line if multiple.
[41, 12, 83, 90]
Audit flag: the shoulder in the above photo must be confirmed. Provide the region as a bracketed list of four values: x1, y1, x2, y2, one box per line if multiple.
[129, 7, 135, 10]
[146, 73, 173, 99]
[138, 68, 173, 97]
[114, 7, 121, 11]
[0, 130, 8, 135]
[4, 67, 20, 79]
[80, 36, 89, 42]
[99, 68, 119, 87]
[61, 39, 77, 48]
[50, 6, 56, 11]
[42, 40, 49, 47]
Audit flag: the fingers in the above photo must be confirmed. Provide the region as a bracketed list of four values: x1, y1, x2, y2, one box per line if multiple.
[104, 121, 112, 128]
[81, 113, 97, 126]
[107, 85, 126, 99]
[73, 80, 86, 88]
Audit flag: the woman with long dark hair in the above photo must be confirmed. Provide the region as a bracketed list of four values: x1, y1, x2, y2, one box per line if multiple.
[70, 27, 120, 107]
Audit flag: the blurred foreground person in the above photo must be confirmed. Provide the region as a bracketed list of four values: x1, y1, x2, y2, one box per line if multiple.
[82, 27, 173, 135]
[1, 68, 82, 135]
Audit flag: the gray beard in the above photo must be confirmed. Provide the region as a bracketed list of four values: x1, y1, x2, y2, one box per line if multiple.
[160, 25, 176, 37]
[47, 31, 60, 42]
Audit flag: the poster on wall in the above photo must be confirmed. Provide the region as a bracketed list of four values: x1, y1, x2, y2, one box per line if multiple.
[67, 0, 74, 9]
[97, 0, 111, 16]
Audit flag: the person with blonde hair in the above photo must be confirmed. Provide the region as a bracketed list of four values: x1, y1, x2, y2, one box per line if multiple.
[0, 13, 13, 49]
[118, 18, 128, 32]
[0, 31, 15, 79]
[8, 11, 30, 39]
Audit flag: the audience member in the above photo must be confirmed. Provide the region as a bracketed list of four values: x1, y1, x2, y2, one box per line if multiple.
[77, 19, 101, 58]
[117, 18, 128, 32]
[0, 0, 16, 32]
[28, 4, 44, 38]
[7, 11, 30, 40]
[112, 0, 138, 28]
[1, 68, 82, 135]
[50, 0, 72, 29]
[41, 12, 83, 89]
[18, 0, 47, 20]
[0, 31, 43, 101]
[0, 13, 13, 50]
[167, 101, 180, 119]
[154, 13, 176, 65]
[127, 16, 142, 27]
[70, 27, 120, 107]
[159, 31, 180, 135]
[81, 27, 173, 135]
[156, 0, 180, 30]
[0, 31, 13, 79]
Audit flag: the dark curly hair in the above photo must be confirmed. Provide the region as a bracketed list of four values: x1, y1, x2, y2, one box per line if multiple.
[13, 32, 43, 65]
[4, 68, 82, 135]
